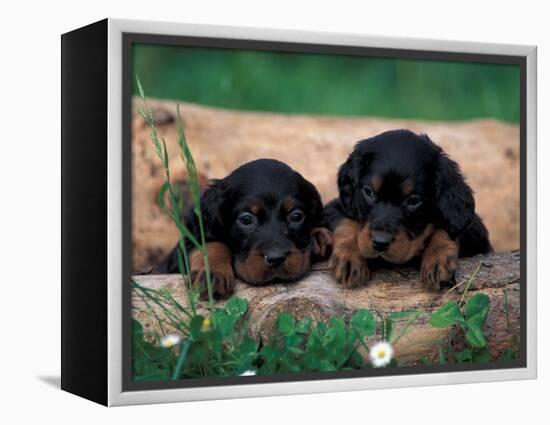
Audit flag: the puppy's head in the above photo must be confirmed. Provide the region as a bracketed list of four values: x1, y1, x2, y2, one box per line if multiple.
[197, 159, 328, 284]
[338, 129, 475, 264]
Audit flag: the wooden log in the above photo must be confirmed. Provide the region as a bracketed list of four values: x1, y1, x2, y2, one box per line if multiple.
[132, 251, 520, 365]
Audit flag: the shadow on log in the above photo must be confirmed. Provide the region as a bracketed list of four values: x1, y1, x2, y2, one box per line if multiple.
[132, 251, 520, 365]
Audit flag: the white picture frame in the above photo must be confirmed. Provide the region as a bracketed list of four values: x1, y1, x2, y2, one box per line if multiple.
[61, 18, 537, 406]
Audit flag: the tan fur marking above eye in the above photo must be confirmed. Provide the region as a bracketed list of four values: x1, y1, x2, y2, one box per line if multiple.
[246, 200, 262, 215]
[402, 179, 415, 196]
[371, 176, 383, 192]
[282, 197, 297, 213]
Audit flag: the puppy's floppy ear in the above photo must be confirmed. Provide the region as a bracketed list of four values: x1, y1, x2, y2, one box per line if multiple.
[337, 156, 356, 212]
[434, 150, 475, 239]
[297, 175, 323, 222]
[157, 180, 227, 274]
[337, 150, 370, 214]
[186, 179, 227, 241]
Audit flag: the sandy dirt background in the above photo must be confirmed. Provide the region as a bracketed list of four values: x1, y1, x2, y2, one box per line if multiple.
[132, 98, 520, 271]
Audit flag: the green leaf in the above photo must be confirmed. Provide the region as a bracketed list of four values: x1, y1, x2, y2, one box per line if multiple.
[464, 294, 490, 334]
[285, 334, 302, 348]
[211, 309, 237, 337]
[209, 329, 224, 352]
[136, 75, 145, 98]
[239, 337, 258, 356]
[189, 315, 205, 339]
[500, 348, 517, 361]
[383, 319, 393, 341]
[176, 247, 192, 282]
[438, 347, 447, 365]
[259, 346, 280, 363]
[464, 323, 487, 348]
[287, 346, 305, 355]
[473, 347, 491, 363]
[351, 309, 376, 336]
[295, 317, 312, 334]
[466, 305, 490, 330]
[455, 348, 473, 363]
[132, 318, 144, 338]
[326, 317, 346, 353]
[225, 297, 248, 317]
[317, 360, 337, 372]
[345, 351, 364, 369]
[277, 313, 296, 334]
[465, 293, 490, 321]
[135, 104, 148, 120]
[430, 302, 463, 328]
[162, 138, 169, 169]
[463, 295, 490, 348]
[158, 181, 170, 212]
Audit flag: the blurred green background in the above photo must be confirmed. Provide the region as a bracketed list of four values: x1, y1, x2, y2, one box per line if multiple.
[133, 44, 520, 124]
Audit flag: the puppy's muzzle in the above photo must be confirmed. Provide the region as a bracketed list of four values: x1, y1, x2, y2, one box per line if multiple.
[371, 230, 394, 252]
[263, 247, 289, 268]
[369, 203, 401, 252]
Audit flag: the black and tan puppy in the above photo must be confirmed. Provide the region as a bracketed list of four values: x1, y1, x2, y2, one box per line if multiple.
[323, 129, 492, 290]
[156, 159, 332, 299]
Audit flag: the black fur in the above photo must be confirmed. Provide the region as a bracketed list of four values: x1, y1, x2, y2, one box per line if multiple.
[156, 159, 328, 284]
[323, 129, 492, 258]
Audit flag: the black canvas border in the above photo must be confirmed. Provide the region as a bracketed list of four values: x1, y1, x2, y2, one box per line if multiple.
[121, 32, 527, 392]
[61, 19, 109, 405]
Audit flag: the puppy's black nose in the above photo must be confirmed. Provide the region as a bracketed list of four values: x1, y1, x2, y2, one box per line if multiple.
[372, 231, 393, 252]
[264, 249, 288, 267]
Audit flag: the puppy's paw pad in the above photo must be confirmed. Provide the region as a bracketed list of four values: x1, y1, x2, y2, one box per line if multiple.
[329, 252, 370, 289]
[191, 268, 235, 300]
[421, 254, 457, 290]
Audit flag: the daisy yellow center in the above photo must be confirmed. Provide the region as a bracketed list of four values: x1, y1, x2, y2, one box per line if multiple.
[202, 318, 212, 331]
[377, 350, 386, 359]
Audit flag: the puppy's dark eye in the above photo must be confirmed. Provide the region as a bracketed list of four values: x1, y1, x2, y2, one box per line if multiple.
[288, 209, 305, 224]
[405, 195, 422, 208]
[237, 212, 257, 228]
[362, 186, 376, 201]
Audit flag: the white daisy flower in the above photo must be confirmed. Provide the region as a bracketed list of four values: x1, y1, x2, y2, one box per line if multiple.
[369, 341, 394, 367]
[159, 334, 181, 348]
[239, 370, 257, 376]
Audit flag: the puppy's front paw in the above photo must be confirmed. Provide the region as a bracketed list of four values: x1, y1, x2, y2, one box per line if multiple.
[189, 242, 235, 300]
[329, 250, 370, 289]
[420, 229, 459, 290]
[311, 227, 333, 261]
[191, 267, 235, 300]
[421, 251, 457, 290]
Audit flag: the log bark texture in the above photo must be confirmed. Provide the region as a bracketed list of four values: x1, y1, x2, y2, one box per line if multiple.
[132, 251, 520, 365]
